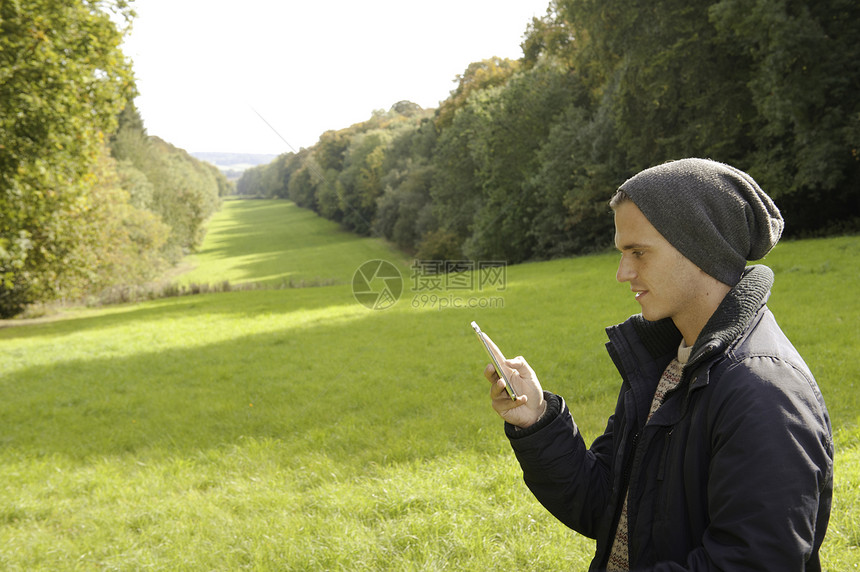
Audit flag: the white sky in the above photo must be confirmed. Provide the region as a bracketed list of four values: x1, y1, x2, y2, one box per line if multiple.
[122, 1, 550, 155]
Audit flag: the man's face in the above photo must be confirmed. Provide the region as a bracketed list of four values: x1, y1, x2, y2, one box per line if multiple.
[613, 201, 716, 333]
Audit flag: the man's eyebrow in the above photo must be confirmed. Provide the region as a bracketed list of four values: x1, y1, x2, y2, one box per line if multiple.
[616, 242, 650, 252]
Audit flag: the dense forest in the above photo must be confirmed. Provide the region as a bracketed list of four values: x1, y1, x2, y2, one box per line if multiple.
[2, 0, 858, 317]
[238, 0, 859, 262]
[0, 1, 231, 317]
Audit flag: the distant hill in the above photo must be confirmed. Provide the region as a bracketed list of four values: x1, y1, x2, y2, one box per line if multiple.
[191, 152, 278, 180]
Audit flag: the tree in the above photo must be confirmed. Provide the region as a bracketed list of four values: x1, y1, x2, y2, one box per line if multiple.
[521, 1, 577, 69]
[435, 60, 581, 262]
[285, 149, 318, 209]
[373, 118, 438, 252]
[375, 160, 435, 252]
[527, 100, 623, 257]
[337, 130, 392, 234]
[528, 0, 859, 235]
[709, 0, 860, 232]
[239, 0, 858, 268]
[111, 103, 226, 258]
[66, 144, 170, 296]
[434, 57, 521, 129]
[0, 0, 134, 316]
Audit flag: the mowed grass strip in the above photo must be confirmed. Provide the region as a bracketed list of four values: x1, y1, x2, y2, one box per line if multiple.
[179, 199, 410, 287]
[0, 200, 857, 570]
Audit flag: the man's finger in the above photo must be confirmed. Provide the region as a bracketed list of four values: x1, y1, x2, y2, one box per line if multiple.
[489, 378, 505, 399]
[484, 363, 499, 382]
[505, 356, 531, 376]
[494, 388, 527, 410]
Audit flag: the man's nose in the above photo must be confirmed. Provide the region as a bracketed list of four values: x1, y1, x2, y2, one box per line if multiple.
[616, 256, 635, 283]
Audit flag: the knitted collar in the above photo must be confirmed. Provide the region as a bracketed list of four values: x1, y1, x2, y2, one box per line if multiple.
[689, 264, 773, 364]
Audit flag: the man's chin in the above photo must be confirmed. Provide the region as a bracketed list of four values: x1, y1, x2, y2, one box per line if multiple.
[639, 307, 667, 323]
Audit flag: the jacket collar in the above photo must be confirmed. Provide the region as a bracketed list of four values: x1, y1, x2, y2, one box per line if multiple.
[606, 265, 774, 394]
[610, 265, 773, 362]
[606, 266, 774, 429]
[687, 264, 773, 366]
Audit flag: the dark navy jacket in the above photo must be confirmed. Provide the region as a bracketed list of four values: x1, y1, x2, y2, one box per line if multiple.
[506, 266, 833, 571]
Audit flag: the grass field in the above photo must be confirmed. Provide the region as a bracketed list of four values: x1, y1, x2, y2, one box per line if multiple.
[179, 199, 411, 287]
[1, 199, 857, 570]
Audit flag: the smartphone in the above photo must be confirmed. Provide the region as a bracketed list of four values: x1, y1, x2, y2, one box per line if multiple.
[471, 321, 518, 400]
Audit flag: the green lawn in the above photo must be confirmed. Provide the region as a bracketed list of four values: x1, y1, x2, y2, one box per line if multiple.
[0, 200, 857, 570]
[179, 199, 410, 287]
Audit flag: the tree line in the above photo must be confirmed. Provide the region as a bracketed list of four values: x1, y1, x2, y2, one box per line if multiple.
[237, 0, 859, 263]
[0, 1, 231, 317]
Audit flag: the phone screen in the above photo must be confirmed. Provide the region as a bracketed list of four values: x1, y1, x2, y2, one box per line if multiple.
[471, 321, 517, 400]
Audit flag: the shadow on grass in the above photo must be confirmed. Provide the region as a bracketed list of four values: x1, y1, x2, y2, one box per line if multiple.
[0, 287, 355, 341]
[3, 236, 856, 466]
[184, 199, 408, 287]
[0, 297, 526, 466]
[195, 200, 366, 262]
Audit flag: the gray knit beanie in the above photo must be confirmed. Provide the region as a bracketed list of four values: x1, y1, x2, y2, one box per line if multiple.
[618, 158, 784, 286]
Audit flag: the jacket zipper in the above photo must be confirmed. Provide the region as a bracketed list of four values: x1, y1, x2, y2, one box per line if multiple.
[657, 429, 673, 481]
[622, 432, 639, 489]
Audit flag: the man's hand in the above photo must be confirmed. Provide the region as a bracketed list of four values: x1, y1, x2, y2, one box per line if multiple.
[481, 334, 546, 428]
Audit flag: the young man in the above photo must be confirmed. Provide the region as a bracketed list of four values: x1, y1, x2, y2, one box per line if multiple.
[485, 159, 833, 570]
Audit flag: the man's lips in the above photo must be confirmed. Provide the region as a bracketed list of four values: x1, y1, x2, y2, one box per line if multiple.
[633, 289, 648, 300]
